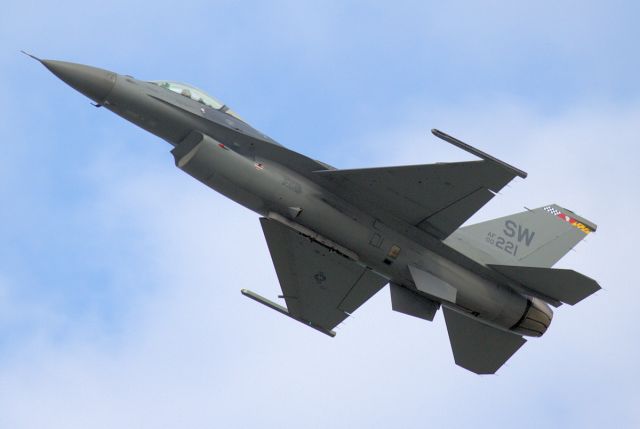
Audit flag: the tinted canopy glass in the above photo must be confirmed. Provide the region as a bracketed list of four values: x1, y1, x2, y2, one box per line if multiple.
[151, 81, 243, 120]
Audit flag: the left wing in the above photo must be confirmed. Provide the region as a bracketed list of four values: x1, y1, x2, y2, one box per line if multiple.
[257, 218, 388, 332]
[316, 160, 515, 240]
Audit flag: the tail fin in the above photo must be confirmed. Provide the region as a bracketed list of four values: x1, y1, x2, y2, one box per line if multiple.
[446, 204, 596, 268]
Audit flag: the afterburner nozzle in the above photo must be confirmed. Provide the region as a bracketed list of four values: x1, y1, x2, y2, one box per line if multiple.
[512, 297, 554, 337]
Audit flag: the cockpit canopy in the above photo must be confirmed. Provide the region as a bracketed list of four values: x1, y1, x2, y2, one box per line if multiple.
[151, 81, 243, 121]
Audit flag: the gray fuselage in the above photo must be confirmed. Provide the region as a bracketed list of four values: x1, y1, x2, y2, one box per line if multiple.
[97, 72, 535, 334]
[31, 53, 549, 341]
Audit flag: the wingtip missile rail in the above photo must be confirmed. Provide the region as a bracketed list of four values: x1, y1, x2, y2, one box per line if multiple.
[431, 129, 528, 179]
[240, 289, 337, 337]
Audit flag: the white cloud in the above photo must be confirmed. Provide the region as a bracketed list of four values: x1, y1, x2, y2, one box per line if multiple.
[0, 98, 637, 428]
[1, 1, 639, 427]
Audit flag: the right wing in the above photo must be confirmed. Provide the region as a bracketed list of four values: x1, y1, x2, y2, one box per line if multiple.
[259, 218, 388, 332]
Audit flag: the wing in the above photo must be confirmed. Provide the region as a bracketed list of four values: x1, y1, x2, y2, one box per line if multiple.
[315, 160, 516, 240]
[259, 218, 388, 331]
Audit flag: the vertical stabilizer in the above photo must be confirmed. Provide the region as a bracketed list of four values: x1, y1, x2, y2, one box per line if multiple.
[445, 204, 596, 268]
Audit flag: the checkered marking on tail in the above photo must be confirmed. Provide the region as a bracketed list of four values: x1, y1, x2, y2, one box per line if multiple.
[543, 206, 561, 216]
[543, 206, 592, 234]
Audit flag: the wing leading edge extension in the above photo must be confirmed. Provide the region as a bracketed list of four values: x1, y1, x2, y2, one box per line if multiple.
[314, 130, 525, 240]
[253, 218, 388, 333]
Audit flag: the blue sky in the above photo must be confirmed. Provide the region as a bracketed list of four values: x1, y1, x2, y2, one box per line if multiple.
[1, 1, 638, 427]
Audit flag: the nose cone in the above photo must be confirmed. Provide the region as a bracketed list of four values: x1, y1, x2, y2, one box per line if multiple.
[42, 60, 117, 104]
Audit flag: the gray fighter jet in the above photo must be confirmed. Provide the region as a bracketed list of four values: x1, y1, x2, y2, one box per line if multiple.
[30, 54, 600, 374]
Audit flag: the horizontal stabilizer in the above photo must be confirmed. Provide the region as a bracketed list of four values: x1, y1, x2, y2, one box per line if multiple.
[489, 265, 600, 305]
[443, 307, 526, 374]
[389, 282, 440, 321]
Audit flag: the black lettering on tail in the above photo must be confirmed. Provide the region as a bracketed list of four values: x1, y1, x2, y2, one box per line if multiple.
[517, 225, 535, 246]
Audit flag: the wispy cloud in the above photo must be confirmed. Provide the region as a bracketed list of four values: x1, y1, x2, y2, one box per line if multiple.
[1, 97, 637, 428]
[1, 1, 638, 428]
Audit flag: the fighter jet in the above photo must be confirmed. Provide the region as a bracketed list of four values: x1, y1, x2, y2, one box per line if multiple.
[30, 53, 601, 374]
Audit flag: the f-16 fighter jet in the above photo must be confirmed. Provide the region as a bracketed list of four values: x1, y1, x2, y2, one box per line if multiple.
[30, 53, 600, 374]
